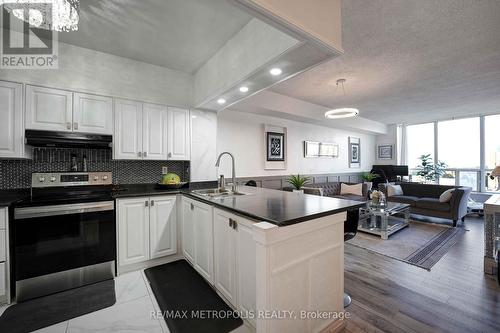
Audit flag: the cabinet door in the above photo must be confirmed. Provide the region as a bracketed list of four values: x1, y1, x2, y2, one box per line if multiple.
[237, 218, 257, 322]
[26, 85, 73, 132]
[213, 209, 237, 306]
[73, 93, 113, 134]
[167, 107, 190, 160]
[117, 198, 150, 266]
[181, 198, 196, 264]
[194, 200, 214, 284]
[0, 81, 24, 158]
[143, 103, 168, 160]
[149, 196, 177, 259]
[0, 263, 5, 299]
[114, 99, 143, 160]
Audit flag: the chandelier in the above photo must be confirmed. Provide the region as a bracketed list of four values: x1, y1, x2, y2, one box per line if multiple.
[324, 78, 360, 119]
[2, 0, 80, 32]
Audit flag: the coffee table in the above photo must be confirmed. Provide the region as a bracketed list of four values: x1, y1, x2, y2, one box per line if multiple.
[358, 202, 411, 239]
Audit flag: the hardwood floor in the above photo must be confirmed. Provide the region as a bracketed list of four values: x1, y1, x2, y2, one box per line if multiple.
[344, 216, 500, 333]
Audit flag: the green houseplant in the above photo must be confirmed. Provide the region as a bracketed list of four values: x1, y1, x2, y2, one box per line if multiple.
[286, 174, 311, 193]
[416, 154, 448, 182]
[361, 172, 379, 191]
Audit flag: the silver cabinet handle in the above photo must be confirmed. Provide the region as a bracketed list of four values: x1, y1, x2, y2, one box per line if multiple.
[233, 220, 238, 230]
[143, 152, 148, 157]
[168, 152, 172, 158]
[190, 203, 194, 210]
[151, 200, 154, 206]
[73, 122, 78, 130]
[228, 218, 233, 228]
[66, 122, 71, 130]
[138, 152, 142, 158]
[145, 200, 149, 207]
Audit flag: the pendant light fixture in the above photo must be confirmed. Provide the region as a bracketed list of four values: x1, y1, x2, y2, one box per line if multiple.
[325, 79, 359, 119]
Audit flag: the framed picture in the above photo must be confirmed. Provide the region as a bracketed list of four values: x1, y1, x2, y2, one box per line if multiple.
[304, 141, 339, 158]
[378, 145, 393, 159]
[266, 132, 285, 161]
[349, 137, 361, 168]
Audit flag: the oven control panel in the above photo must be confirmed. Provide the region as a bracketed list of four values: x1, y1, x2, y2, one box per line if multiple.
[32, 172, 113, 187]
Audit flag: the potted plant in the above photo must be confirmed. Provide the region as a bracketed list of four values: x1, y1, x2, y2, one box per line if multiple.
[286, 174, 310, 194]
[416, 154, 448, 183]
[362, 172, 379, 191]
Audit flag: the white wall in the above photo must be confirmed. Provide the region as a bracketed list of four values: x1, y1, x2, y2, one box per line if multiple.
[375, 124, 398, 165]
[216, 110, 376, 177]
[0, 38, 193, 107]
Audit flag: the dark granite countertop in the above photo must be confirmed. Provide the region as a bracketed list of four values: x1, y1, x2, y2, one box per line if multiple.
[0, 189, 30, 207]
[0, 183, 365, 226]
[184, 186, 366, 226]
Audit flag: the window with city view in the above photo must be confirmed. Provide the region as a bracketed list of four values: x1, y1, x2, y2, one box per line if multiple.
[406, 115, 500, 192]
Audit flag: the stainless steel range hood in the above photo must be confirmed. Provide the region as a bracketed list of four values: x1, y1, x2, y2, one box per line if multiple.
[25, 130, 112, 148]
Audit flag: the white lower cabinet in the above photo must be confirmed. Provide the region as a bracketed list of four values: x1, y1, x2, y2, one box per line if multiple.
[181, 197, 214, 284]
[117, 196, 177, 268]
[0, 207, 8, 303]
[213, 208, 256, 320]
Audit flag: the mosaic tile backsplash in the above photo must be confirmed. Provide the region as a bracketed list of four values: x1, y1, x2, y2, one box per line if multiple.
[0, 148, 189, 189]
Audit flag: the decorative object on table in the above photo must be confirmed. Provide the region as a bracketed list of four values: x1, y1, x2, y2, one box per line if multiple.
[286, 174, 311, 194]
[416, 154, 447, 183]
[349, 137, 361, 168]
[488, 166, 500, 191]
[264, 125, 287, 170]
[156, 172, 188, 189]
[377, 145, 393, 159]
[361, 172, 379, 191]
[304, 141, 339, 158]
[370, 190, 386, 206]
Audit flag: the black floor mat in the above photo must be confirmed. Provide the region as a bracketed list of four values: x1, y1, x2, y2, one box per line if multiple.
[0, 279, 116, 333]
[144, 260, 243, 333]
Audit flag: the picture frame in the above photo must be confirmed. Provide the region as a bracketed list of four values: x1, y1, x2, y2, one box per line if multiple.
[266, 132, 285, 161]
[378, 145, 393, 159]
[304, 141, 339, 158]
[349, 137, 361, 168]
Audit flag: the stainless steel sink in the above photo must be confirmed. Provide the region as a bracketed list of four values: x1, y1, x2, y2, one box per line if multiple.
[191, 188, 249, 199]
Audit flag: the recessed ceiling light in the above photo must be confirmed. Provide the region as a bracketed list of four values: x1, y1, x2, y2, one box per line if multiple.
[324, 108, 359, 119]
[217, 98, 226, 105]
[270, 68, 282, 76]
[239, 86, 249, 93]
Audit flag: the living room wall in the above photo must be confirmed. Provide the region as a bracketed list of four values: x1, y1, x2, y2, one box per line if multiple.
[217, 110, 376, 177]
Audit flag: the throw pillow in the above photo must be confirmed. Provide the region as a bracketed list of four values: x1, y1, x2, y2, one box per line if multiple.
[439, 189, 455, 202]
[340, 183, 363, 196]
[387, 184, 403, 197]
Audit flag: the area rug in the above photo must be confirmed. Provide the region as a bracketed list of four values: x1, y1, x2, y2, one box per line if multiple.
[0, 279, 116, 333]
[144, 260, 243, 333]
[347, 221, 467, 270]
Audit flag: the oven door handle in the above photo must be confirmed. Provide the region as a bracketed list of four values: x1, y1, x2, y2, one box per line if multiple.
[15, 201, 115, 219]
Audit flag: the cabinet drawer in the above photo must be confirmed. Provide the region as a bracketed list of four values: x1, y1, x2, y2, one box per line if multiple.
[0, 208, 6, 229]
[0, 230, 5, 262]
[0, 262, 5, 297]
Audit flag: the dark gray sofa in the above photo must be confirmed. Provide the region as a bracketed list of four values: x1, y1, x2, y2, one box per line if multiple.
[300, 182, 370, 201]
[379, 182, 472, 227]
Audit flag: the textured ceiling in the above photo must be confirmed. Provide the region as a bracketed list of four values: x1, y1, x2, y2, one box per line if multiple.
[270, 0, 500, 125]
[58, 0, 252, 73]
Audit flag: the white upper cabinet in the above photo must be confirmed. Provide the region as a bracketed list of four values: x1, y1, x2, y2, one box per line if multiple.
[142, 103, 168, 160]
[73, 93, 113, 135]
[168, 107, 190, 160]
[114, 99, 143, 160]
[26, 85, 73, 132]
[0, 81, 25, 158]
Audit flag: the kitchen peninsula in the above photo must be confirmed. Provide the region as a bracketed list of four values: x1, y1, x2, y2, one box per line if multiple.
[114, 184, 364, 333]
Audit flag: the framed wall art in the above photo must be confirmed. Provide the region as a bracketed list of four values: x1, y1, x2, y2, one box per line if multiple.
[349, 137, 361, 168]
[378, 144, 393, 160]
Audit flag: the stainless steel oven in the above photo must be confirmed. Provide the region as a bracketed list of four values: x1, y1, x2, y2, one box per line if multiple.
[12, 172, 116, 302]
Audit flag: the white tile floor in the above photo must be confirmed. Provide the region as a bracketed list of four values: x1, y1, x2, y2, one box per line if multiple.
[1, 270, 254, 333]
